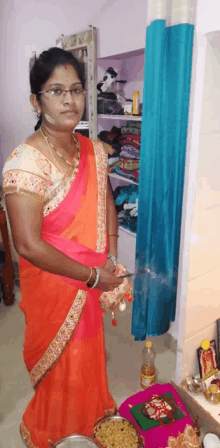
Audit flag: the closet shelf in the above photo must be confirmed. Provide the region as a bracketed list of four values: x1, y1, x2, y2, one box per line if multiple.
[119, 226, 136, 237]
[108, 172, 138, 185]
[98, 114, 142, 121]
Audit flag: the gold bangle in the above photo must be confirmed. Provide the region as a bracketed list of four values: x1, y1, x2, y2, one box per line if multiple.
[85, 267, 93, 284]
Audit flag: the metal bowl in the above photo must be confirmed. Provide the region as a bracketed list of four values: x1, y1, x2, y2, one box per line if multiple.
[49, 435, 104, 447]
[204, 384, 220, 404]
[93, 415, 144, 448]
[181, 376, 207, 394]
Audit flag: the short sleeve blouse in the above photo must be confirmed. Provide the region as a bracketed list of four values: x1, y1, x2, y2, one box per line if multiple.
[2, 143, 63, 204]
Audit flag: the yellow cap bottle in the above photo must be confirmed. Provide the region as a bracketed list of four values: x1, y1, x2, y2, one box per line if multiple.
[146, 341, 152, 348]
[133, 90, 140, 115]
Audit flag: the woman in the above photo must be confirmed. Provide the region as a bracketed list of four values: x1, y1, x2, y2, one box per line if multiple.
[2, 47, 132, 447]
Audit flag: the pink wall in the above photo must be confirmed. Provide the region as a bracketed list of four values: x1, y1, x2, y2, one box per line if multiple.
[0, 0, 148, 176]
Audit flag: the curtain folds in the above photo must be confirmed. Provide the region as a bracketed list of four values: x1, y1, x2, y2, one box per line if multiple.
[132, 0, 196, 339]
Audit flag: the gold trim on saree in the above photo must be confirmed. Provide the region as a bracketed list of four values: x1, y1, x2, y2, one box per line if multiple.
[43, 141, 81, 216]
[3, 186, 44, 202]
[20, 418, 39, 448]
[30, 290, 87, 389]
[92, 140, 108, 254]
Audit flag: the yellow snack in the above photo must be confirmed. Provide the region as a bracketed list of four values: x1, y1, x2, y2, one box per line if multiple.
[94, 419, 139, 448]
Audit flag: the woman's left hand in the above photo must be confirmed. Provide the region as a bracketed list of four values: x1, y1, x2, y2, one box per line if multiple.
[102, 258, 115, 273]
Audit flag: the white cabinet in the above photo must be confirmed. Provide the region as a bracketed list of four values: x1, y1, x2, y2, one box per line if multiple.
[97, 48, 144, 271]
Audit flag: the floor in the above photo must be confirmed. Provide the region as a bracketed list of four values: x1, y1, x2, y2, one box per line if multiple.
[0, 285, 177, 447]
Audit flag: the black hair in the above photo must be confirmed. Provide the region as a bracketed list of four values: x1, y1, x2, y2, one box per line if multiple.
[30, 47, 85, 131]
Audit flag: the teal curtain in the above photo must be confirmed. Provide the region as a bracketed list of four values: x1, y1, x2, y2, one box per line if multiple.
[132, 20, 194, 339]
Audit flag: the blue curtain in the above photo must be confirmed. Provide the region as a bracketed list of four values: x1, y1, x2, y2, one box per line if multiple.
[132, 20, 194, 340]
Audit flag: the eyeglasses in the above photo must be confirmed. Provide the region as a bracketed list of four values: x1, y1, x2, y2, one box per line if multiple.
[38, 87, 86, 99]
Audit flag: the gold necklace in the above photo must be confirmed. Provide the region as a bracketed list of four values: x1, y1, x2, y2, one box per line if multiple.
[40, 127, 79, 167]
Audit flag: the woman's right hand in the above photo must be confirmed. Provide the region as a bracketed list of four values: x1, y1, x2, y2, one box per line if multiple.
[96, 266, 124, 292]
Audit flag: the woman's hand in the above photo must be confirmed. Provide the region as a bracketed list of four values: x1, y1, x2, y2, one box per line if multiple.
[97, 266, 123, 292]
[102, 258, 115, 273]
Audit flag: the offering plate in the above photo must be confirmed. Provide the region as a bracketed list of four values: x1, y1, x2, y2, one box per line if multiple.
[181, 376, 207, 394]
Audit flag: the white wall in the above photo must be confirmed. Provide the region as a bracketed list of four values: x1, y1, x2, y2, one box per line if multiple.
[175, 0, 220, 381]
[0, 0, 148, 176]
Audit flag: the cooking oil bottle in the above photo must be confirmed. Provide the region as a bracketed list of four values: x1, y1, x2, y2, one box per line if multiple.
[140, 341, 156, 389]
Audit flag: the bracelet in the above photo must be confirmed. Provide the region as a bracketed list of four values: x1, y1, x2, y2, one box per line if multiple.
[108, 253, 117, 270]
[85, 267, 93, 284]
[108, 234, 119, 237]
[90, 267, 100, 289]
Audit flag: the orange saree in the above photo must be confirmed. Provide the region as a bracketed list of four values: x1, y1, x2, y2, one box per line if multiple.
[18, 135, 117, 447]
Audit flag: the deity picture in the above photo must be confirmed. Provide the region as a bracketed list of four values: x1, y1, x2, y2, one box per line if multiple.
[217, 319, 220, 367]
[197, 340, 219, 381]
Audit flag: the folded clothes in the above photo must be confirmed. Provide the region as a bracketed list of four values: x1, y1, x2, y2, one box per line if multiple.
[108, 156, 120, 166]
[119, 135, 141, 149]
[121, 126, 141, 136]
[110, 167, 139, 183]
[120, 134, 141, 142]
[114, 184, 139, 205]
[113, 184, 139, 233]
[120, 146, 140, 159]
[117, 210, 137, 233]
[120, 151, 137, 159]
[120, 150, 140, 159]
[121, 168, 139, 179]
[125, 120, 142, 129]
[110, 158, 139, 171]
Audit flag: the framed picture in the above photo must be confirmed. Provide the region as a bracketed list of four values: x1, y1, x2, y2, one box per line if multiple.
[217, 319, 220, 366]
[197, 340, 219, 381]
[56, 27, 97, 139]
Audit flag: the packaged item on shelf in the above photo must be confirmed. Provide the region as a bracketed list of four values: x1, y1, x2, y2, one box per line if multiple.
[97, 95, 124, 115]
[133, 90, 140, 115]
[123, 101, 133, 115]
[97, 66, 118, 93]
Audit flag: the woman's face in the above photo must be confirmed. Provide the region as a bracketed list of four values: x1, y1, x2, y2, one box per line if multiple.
[37, 64, 85, 130]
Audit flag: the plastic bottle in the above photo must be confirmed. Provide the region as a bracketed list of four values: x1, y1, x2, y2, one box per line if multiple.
[132, 90, 140, 115]
[140, 341, 156, 389]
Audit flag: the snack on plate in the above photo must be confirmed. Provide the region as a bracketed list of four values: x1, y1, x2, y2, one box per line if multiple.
[93, 418, 139, 448]
[211, 378, 220, 389]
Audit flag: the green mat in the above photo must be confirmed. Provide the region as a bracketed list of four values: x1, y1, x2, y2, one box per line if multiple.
[129, 392, 185, 431]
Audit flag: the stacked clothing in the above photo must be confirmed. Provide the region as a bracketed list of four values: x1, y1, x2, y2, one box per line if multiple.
[98, 122, 141, 183]
[98, 123, 141, 233]
[113, 184, 139, 234]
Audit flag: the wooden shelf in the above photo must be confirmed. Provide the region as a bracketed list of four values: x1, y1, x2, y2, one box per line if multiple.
[108, 172, 138, 185]
[98, 114, 142, 121]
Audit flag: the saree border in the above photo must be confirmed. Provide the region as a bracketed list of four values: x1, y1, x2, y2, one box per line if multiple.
[92, 140, 108, 254]
[20, 418, 39, 448]
[30, 290, 87, 389]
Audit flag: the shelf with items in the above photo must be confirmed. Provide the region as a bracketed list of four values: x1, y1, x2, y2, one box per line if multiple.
[97, 48, 144, 269]
[98, 114, 142, 121]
